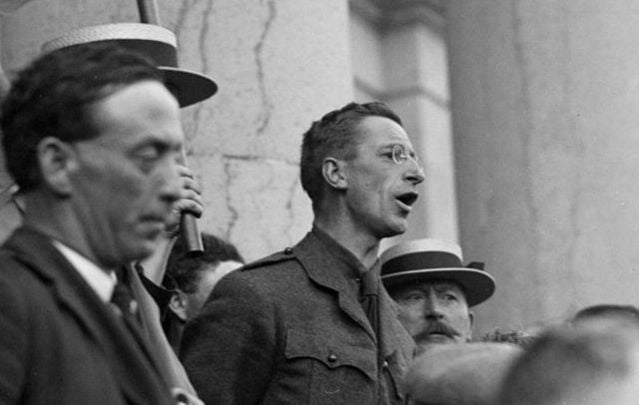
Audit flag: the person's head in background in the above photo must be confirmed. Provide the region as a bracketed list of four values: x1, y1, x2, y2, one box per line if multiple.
[571, 303, 639, 330]
[405, 342, 522, 405]
[380, 238, 495, 353]
[165, 232, 244, 321]
[496, 319, 639, 405]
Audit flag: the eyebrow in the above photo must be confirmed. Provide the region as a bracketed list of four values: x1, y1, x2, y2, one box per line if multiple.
[431, 285, 464, 296]
[129, 131, 183, 150]
[377, 142, 406, 153]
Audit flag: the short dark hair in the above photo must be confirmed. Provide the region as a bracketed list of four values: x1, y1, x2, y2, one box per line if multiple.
[299, 101, 402, 207]
[165, 233, 244, 294]
[1, 42, 163, 192]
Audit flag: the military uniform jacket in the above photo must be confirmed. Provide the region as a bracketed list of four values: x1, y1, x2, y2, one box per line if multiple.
[180, 230, 415, 405]
[0, 226, 173, 405]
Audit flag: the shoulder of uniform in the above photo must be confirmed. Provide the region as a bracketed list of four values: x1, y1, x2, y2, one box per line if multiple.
[241, 246, 297, 271]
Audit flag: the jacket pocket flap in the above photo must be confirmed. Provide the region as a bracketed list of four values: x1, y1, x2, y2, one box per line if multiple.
[285, 329, 376, 380]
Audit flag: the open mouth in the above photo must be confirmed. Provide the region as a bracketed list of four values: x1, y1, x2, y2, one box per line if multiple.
[396, 192, 419, 207]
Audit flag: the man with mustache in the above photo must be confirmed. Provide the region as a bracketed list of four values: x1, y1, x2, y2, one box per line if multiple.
[380, 238, 495, 353]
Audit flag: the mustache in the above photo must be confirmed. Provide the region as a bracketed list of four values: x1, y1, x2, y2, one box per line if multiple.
[414, 321, 462, 342]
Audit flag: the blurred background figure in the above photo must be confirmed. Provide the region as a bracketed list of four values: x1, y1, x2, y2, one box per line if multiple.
[162, 232, 244, 350]
[0, 40, 182, 405]
[0, 0, 32, 14]
[404, 342, 522, 405]
[571, 303, 639, 329]
[496, 319, 639, 405]
[380, 238, 495, 353]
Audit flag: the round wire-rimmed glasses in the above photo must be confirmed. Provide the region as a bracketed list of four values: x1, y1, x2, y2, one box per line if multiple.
[391, 144, 421, 168]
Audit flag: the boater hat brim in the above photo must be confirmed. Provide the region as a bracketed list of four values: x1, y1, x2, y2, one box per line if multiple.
[381, 238, 496, 307]
[381, 267, 495, 307]
[42, 23, 217, 107]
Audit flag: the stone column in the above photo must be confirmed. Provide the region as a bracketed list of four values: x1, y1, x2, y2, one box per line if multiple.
[381, 16, 458, 243]
[350, 0, 458, 244]
[448, 0, 639, 334]
[0, 0, 353, 258]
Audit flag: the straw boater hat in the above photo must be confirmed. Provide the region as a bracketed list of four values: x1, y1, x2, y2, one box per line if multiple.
[42, 23, 217, 108]
[380, 238, 495, 307]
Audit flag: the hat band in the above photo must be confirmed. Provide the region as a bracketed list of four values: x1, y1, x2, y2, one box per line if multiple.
[382, 251, 463, 275]
[50, 38, 178, 69]
[93, 39, 178, 68]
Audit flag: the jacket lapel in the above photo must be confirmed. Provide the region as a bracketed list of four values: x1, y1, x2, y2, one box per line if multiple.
[294, 232, 376, 341]
[128, 264, 197, 394]
[3, 227, 171, 405]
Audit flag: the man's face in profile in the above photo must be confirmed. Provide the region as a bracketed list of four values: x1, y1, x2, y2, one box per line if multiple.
[339, 116, 424, 239]
[68, 80, 184, 268]
[391, 280, 474, 351]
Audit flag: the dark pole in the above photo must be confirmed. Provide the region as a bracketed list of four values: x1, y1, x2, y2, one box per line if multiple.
[136, 0, 161, 24]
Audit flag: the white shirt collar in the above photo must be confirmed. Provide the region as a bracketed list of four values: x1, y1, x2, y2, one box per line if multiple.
[52, 240, 117, 303]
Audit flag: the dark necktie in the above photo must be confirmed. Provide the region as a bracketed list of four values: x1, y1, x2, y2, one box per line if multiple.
[111, 281, 139, 320]
[110, 268, 141, 327]
[360, 269, 379, 340]
[110, 272, 152, 356]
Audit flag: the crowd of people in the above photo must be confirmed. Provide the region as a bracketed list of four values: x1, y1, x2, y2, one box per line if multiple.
[0, 21, 637, 405]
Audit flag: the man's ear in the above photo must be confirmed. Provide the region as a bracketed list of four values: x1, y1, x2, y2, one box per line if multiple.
[321, 157, 348, 190]
[168, 292, 188, 322]
[36, 137, 76, 197]
[465, 310, 475, 343]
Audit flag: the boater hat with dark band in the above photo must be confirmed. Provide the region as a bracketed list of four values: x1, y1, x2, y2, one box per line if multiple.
[42, 23, 217, 107]
[380, 238, 495, 307]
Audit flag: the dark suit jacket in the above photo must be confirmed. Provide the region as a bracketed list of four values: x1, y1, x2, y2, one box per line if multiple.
[181, 231, 415, 405]
[0, 226, 173, 405]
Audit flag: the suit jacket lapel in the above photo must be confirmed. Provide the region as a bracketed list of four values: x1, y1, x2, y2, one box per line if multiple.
[294, 232, 376, 340]
[128, 264, 198, 394]
[3, 227, 171, 405]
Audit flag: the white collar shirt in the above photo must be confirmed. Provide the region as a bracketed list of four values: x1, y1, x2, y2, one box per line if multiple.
[52, 240, 117, 303]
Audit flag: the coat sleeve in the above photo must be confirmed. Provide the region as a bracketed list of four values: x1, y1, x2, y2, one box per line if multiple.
[179, 273, 278, 405]
[0, 275, 28, 404]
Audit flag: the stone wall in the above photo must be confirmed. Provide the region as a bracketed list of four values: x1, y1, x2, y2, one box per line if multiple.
[0, 0, 353, 260]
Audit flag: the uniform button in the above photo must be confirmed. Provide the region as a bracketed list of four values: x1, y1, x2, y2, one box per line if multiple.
[382, 361, 389, 369]
[327, 354, 338, 363]
[284, 247, 293, 255]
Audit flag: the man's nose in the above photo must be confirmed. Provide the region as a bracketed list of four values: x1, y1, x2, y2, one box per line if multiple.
[404, 163, 425, 186]
[158, 157, 181, 204]
[423, 298, 444, 320]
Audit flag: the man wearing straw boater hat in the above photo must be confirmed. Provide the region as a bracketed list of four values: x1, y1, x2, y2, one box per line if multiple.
[380, 238, 496, 353]
[0, 22, 214, 404]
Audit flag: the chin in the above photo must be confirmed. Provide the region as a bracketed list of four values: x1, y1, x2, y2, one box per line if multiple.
[415, 342, 442, 355]
[122, 239, 159, 264]
[383, 222, 408, 238]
